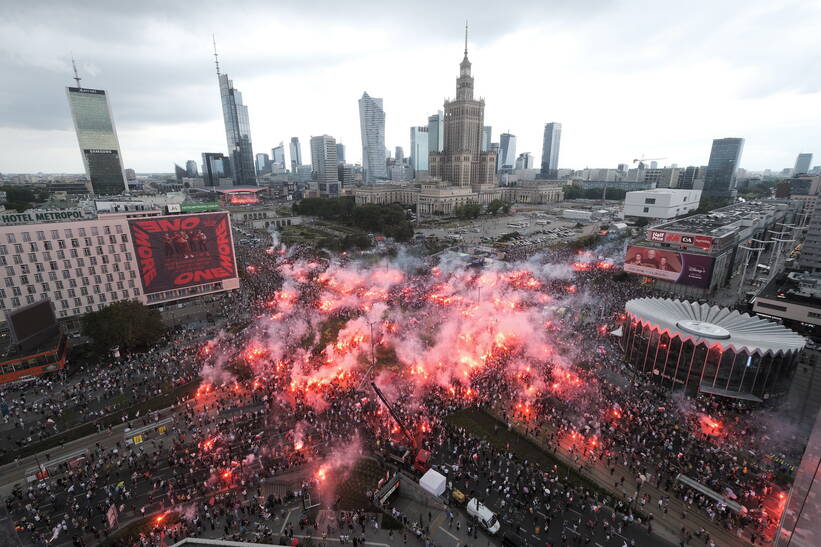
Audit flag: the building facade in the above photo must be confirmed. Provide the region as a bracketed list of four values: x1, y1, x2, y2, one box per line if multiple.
[795, 153, 813, 176]
[410, 126, 429, 172]
[359, 92, 387, 184]
[539, 122, 561, 179]
[202, 152, 231, 187]
[427, 111, 444, 154]
[481, 126, 492, 152]
[271, 143, 286, 170]
[336, 143, 345, 164]
[497, 133, 517, 172]
[310, 135, 339, 197]
[289, 137, 302, 173]
[185, 160, 199, 177]
[66, 86, 128, 195]
[800, 196, 821, 272]
[702, 138, 744, 201]
[515, 153, 533, 170]
[623, 189, 701, 219]
[218, 72, 256, 187]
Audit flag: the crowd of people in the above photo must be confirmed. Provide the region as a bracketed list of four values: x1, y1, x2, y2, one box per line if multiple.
[1, 230, 799, 546]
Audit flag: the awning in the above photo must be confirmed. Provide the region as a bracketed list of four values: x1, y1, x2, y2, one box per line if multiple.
[675, 474, 747, 514]
[699, 384, 763, 403]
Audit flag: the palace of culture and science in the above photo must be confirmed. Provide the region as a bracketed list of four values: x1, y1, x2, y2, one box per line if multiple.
[354, 32, 563, 216]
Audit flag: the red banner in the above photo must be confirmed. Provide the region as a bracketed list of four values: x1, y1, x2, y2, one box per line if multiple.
[128, 212, 236, 294]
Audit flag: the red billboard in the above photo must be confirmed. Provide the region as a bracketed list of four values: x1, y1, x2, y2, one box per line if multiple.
[128, 212, 236, 294]
[623, 245, 715, 288]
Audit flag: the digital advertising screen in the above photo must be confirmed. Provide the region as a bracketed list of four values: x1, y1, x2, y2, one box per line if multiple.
[623, 245, 715, 288]
[128, 212, 237, 295]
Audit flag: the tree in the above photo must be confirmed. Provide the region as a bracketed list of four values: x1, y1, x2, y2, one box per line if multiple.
[454, 203, 481, 219]
[486, 199, 504, 215]
[82, 301, 165, 354]
[562, 185, 584, 200]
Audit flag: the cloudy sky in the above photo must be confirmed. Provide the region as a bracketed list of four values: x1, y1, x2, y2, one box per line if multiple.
[1, 0, 820, 174]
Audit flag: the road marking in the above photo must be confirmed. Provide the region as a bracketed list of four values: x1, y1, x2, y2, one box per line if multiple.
[439, 525, 461, 544]
[564, 526, 581, 535]
[279, 507, 294, 534]
[295, 535, 389, 546]
[568, 508, 582, 516]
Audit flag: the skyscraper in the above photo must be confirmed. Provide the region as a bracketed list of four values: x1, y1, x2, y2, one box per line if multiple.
[795, 153, 813, 175]
[185, 160, 199, 177]
[481, 126, 492, 152]
[214, 40, 256, 186]
[428, 26, 496, 188]
[427, 111, 444, 154]
[336, 143, 346, 164]
[255, 153, 270, 174]
[539, 122, 562, 179]
[289, 137, 302, 173]
[395, 146, 404, 163]
[515, 153, 533, 170]
[410, 126, 429, 172]
[271, 142, 286, 169]
[65, 64, 128, 195]
[489, 143, 500, 173]
[174, 164, 186, 183]
[359, 92, 387, 184]
[310, 135, 339, 196]
[202, 152, 231, 187]
[702, 138, 745, 201]
[498, 133, 517, 172]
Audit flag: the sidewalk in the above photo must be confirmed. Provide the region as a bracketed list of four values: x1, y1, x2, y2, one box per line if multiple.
[489, 409, 751, 547]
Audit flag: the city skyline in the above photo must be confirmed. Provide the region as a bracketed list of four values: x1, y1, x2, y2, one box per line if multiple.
[1, 0, 820, 173]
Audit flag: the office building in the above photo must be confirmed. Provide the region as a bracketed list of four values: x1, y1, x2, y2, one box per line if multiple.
[216, 52, 256, 186]
[202, 152, 231, 187]
[185, 160, 199, 178]
[289, 137, 302, 173]
[410, 126, 429, 172]
[66, 81, 128, 195]
[174, 164, 186, 183]
[338, 164, 354, 186]
[498, 133, 517, 172]
[336, 143, 345, 164]
[271, 143, 286, 169]
[643, 168, 681, 189]
[427, 111, 444, 154]
[678, 166, 704, 189]
[359, 92, 387, 184]
[395, 146, 404, 163]
[795, 153, 814, 176]
[515, 153, 533, 170]
[540, 122, 562, 179]
[481, 126, 492, 152]
[489, 143, 500, 172]
[310, 135, 339, 196]
[702, 138, 744, 201]
[255, 153, 270, 174]
[800, 197, 821, 272]
[623, 189, 701, 219]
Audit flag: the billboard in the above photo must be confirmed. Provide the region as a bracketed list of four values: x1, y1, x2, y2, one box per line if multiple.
[128, 212, 237, 295]
[5, 299, 59, 349]
[647, 229, 713, 250]
[623, 245, 715, 288]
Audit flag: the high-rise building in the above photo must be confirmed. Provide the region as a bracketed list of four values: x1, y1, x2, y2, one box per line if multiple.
[428, 27, 497, 188]
[289, 138, 302, 173]
[271, 143, 286, 169]
[255, 153, 270, 174]
[795, 153, 814, 175]
[539, 122, 562, 179]
[410, 126, 429, 172]
[202, 152, 231, 187]
[678, 166, 703, 189]
[498, 133, 517, 172]
[215, 45, 256, 186]
[395, 146, 404, 163]
[800, 197, 821, 272]
[481, 126, 492, 152]
[185, 160, 199, 177]
[515, 153, 533, 170]
[174, 164, 186, 183]
[65, 71, 128, 195]
[359, 92, 387, 184]
[702, 138, 744, 201]
[427, 111, 444, 154]
[649, 160, 658, 169]
[489, 143, 500, 173]
[338, 163, 354, 186]
[310, 135, 339, 196]
[336, 143, 346, 164]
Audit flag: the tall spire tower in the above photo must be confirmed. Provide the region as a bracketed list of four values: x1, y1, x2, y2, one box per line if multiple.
[212, 34, 220, 76]
[71, 57, 82, 87]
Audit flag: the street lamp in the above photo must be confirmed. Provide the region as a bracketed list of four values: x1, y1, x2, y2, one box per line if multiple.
[737, 244, 766, 300]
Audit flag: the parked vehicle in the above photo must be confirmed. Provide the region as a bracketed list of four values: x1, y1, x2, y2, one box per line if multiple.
[466, 498, 501, 534]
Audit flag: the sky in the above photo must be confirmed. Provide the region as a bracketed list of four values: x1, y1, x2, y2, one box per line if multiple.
[1, 0, 820, 174]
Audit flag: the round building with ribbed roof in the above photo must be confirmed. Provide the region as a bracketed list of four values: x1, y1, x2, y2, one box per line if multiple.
[621, 298, 806, 402]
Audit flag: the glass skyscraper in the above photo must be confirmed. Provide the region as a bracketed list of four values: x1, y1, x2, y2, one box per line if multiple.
[202, 152, 231, 187]
[481, 126, 492, 152]
[66, 86, 127, 195]
[289, 137, 302, 173]
[427, 111, 444, 154]
[795, 153, 813, 175]
[498, 133, 517, 172]
[702, 137, 744, 201]
[540, 122, 562, 179]
[271, 143, 286, 169]
[410, 126, 429, 172]
[359, 92, 387, 184]
[218, 72, 256, 186]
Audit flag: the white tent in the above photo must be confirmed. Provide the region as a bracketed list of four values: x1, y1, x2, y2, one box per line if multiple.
[419, 469, 446, 497]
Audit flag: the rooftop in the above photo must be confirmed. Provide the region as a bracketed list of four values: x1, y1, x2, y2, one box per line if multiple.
[653, 200, 791, 238]
[758, 272, 821, 309]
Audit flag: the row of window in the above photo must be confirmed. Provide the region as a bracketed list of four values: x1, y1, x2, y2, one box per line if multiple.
[1, 246, 130, 269]
[0, 277, 135, 298]
[2, 224, 123, 245]
[0, 233, 128, 255]
[3, 288, 140, 316]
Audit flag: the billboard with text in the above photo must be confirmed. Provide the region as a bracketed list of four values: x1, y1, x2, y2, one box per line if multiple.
[128, 212, 236, 295]
[623, 245, 715, 288]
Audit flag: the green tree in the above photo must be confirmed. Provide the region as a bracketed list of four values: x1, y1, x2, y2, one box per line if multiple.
[562, 185, 584, 200]
[486, 199, 505, 215]
[82, 301, 165, 353]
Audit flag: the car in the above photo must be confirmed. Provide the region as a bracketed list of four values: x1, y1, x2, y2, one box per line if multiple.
[466, 498, 500, 535]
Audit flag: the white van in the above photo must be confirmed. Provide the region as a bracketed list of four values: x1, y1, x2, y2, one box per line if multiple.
[466, 498, 501, 535]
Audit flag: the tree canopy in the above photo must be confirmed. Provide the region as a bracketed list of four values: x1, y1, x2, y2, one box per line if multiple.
[81, 300, 165, 354]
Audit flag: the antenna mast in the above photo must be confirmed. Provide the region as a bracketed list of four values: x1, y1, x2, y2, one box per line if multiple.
[71, 57, 82, 87]
[464, 20, 469, 56]
[212, 34, 220, 76]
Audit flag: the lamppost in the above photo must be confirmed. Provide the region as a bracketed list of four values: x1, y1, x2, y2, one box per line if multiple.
[737, 242, 767, 300]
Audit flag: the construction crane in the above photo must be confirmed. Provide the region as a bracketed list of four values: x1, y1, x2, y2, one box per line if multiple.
[632, 156, 667, 170]
[371, 382, 431, 474]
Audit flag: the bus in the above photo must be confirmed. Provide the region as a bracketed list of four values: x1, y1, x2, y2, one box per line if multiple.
[0, 334, 69, 385]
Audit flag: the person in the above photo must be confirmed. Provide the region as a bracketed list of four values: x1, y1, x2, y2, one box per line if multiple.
[658, 256, 676, 272]
[630, 253, 643, 266]
[643, 249, 659, 269]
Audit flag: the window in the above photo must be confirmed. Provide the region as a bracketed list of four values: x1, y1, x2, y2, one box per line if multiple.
[644, 198, 656, 204]
[757, 302, 787, 312]
[91, 227, 99, 236]
[36, 231, 45, 241]
[643, 207, 650, 213]
[50, 230, 59, 239]
[14, 243, 22, 253]
[64, 228, 73, 238]
[78, 228, 86, 237]
[11, 297, 20, 307]
[5, 234, 15, 244]
[809, 311, 821, 319]
[22, 232, 31, 242]
[0, 245, 5, 255]
[44, 241, 52, 250]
